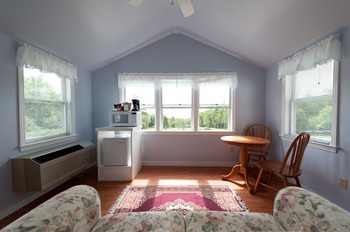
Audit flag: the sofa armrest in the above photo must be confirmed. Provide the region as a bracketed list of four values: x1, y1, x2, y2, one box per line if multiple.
[3, 185, 101, 232]
[274, 186, 350, 231]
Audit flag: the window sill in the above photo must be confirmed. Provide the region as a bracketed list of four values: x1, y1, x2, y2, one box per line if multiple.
[279, 134, 338, 153]
[19, 134, 77, 152]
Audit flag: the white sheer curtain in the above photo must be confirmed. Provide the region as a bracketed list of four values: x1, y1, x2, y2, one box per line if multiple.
[278, 35, 341, 79]
[118, 73, 237, 88]
[16, 43, 78, 82]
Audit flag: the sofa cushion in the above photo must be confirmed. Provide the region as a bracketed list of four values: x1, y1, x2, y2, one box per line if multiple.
[92, 211, 185, 232]
[185, 211, 286, 231]
[274, 186, 350, 232]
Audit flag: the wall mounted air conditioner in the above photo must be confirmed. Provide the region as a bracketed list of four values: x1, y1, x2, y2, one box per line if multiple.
[11, 141, 96, 192]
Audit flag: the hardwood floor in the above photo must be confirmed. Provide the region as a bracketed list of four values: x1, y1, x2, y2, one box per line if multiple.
[0, 165, 280, 229]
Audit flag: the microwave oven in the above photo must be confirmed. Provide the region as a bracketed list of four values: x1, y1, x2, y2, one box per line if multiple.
[110, 111, 141, 127]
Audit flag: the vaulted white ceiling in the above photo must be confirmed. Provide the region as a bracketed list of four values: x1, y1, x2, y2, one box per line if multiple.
[1, 0, 350, 72]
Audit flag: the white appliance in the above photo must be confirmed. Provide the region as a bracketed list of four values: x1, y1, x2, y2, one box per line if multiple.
[102, 134, 131, 166]
[110, 111, 141, 127]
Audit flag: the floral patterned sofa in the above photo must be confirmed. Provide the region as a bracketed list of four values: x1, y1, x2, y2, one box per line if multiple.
[3, 185, 350, 231]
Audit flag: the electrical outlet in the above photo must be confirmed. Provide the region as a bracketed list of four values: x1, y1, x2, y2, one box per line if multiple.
[339, 177, 348, 190]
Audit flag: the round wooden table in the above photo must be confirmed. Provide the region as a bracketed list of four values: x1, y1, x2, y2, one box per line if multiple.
[221, 135, 270, 193]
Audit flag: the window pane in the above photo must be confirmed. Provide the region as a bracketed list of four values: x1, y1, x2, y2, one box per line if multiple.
[24, 68, 62, 100]
[162, 86, 191, 106]
[199, 109, 229, 130]
[295, 61, 333, 99]
[294, 98, 332, 142]
[126, 86, 154, 107]
[25, 101, 65, 140]
[200, 86, 229, 106]
[142, 108, 156, 131]
[162, 109, 191, 130]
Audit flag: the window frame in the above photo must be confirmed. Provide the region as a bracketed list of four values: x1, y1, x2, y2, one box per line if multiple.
[160, 85, 193, 131]
[281, 60, 339, 152]
[18, 67, 76, 151]
[197, 85, 233, 132]
[119, 74, 236, 133]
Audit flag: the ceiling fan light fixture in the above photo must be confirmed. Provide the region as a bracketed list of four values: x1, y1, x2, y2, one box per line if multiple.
[177, 0, 194, 17]
[128, 0, 144, 7]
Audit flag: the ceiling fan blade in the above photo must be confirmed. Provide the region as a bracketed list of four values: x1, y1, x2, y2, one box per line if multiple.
[128, 0, 144, 7]
[177, 0, 194, 17]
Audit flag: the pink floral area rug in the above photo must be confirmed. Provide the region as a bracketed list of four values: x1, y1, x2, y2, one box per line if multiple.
[107, 185, 248, 215]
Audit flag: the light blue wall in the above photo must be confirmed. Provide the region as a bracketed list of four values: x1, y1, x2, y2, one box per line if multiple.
[1, 22, 349, 217]
[92, 34, 266, 166]
[265, 28, 350, 211]
[92, 34, 266, 132]
[0, 32, 93, 213]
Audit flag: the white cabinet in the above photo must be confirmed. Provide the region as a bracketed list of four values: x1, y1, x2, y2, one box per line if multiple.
[96, 126, 141, 181]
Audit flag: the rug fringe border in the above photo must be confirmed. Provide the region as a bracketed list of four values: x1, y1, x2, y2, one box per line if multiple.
[227, 185, 249, 212]
[107, 185, 131, 216]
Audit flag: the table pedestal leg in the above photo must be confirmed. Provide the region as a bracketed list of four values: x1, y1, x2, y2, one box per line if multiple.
[221, 164, 241, 180]
[222, 146, 252, 192]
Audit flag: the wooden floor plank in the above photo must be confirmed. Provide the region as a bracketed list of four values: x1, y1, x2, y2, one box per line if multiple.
[0, 165, 280, 229]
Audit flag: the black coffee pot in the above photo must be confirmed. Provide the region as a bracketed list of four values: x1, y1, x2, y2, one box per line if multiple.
[131, 99, 140, 111]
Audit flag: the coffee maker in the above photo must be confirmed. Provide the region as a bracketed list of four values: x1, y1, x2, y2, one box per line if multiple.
[131, 99, 140, 111]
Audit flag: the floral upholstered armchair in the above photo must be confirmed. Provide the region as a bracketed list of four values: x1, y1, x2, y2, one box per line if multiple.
[274, 187, 350, 231]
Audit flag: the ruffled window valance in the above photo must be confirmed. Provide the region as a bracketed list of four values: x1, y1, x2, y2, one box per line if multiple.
[16, 44, 78, 82]
[278, 35, 341, 79]
[118, 73, 237, 88]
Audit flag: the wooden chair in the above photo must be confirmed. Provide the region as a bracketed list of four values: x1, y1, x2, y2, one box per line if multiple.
[244, 124, 272, 164]
[253, 132, 310, 193]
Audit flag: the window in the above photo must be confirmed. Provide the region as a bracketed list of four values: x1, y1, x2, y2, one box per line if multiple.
[119, 73, 237, 132]
[283, 60, 338, 146]
[125, 86, 155, 130]
[162, 85, 192, 130]
[16, 44, 77, 150]
[18, 67, 75, 150]
[199, 85, 230, 131]
[279, 35, 341, 151]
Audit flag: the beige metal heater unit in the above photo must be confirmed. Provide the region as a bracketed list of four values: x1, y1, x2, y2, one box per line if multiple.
[11, 141, 96, 192]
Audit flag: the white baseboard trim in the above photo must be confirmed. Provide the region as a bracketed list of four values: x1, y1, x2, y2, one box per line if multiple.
[142, 161, 236, 167]
[0, 181, 63, 220]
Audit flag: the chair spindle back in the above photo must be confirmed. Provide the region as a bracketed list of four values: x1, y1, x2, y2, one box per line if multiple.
[279, 132, 310, 176]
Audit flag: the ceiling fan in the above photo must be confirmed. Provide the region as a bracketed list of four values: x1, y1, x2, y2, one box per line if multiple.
[128, 0, 195, 17]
